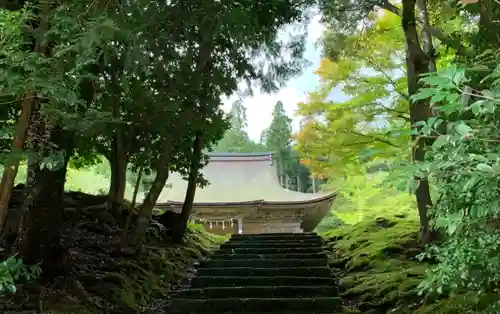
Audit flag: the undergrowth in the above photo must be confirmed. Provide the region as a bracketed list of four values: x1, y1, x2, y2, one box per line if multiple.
[323, 217, 425, 313]
[323, 217, 500, 313]
[322, 218, 498, 314]
[44, 223, 227, 313]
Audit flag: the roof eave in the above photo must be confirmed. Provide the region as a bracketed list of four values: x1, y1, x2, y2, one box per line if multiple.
[154, 192, 337, 207]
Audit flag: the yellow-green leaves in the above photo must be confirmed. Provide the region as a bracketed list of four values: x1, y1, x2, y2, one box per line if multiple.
[295, 10, 411, 176]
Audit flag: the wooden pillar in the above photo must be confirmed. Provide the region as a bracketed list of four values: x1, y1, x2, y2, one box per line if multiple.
[237, 217, 243, 234]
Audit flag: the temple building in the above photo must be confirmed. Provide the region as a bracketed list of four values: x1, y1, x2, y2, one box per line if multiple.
[148, 152, 336, 235]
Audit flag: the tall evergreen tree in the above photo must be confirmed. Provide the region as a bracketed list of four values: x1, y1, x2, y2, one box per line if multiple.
[263, 101, 313, 191]
[264, 101, 292, 176]
[215, 100, 266, 153]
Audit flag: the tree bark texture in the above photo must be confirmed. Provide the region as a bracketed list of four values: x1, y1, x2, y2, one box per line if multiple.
[0, 94, 36, 232]
[120, 163, 144, 247]
[133, 142, 172, 244]
[107, 136, 127, 216]
[20, 126, 74, 279]
[402, 0, 435, 245]
[172, 130, 204, 243]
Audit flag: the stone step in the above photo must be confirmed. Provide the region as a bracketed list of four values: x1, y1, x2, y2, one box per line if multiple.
[200, 258, 326, 268]
[176, 285, 339, 299]
[196, 266, 332, 277]
[190, 276, 337, 288]
[208, 252, 328, 260]
[216, 247, 324, 255]
[220, 241, 323, 249]
[169, 297, 342, 313]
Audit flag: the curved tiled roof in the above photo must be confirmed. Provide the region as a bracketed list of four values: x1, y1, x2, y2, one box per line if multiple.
[142, 152, 335, 206]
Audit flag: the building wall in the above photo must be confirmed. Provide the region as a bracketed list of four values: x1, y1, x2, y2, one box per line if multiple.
[201, 222, 238, 236]
[200, 220, 302, 235]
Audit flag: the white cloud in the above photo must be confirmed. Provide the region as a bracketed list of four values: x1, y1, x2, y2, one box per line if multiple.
[222, 14, 325, 142]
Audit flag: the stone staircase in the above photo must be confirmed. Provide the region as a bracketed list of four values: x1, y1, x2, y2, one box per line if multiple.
[169, 232, 342, 313]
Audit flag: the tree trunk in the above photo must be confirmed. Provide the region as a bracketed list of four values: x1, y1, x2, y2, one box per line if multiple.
[416, 0, 436, 72]
[0, 148, 39, 255]
[172, 131, 204, 243]
[120, 163, 144, 247]
[107, 133, 127, 216]
[0, 0, 51, 234]
[0, 94, 36, 232]
[133, 143, 172, 244]
[20, 127, 74, 279]
[106, 55, 127, 216]
[402, 0, 434, 245]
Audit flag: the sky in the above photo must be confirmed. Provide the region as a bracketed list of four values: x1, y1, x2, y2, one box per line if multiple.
[221, 14, 328, 142]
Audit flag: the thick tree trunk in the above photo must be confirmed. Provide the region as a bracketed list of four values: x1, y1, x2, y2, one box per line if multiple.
[20, 127, 74, 279]
[106, 56, 127, 216]
[172, 131, 204, 243]
[133, 143, 172, 244]
[402, 0, 435, 245]
[107, 134, 127, 216]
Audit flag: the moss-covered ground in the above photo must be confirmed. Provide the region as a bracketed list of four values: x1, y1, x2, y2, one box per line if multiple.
[322, 217, 499, 314]
[44, 223, 227, 314]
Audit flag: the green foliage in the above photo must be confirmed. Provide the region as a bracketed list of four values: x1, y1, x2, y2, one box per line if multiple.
[322, 217, 500, 313]
[314, 212, 344, 233]
[295, 11, 411, 178]
[390, 52, 500, 307]
[214, 100, 266, 153]
[0, 255, 41, 295]
[327, 166, 416, 224]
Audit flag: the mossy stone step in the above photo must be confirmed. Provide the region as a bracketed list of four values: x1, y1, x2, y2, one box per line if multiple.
[209, 252, 328, 260]
[176, 285, 339, 299]
[190, 276, 337, 288]
[216, 247, 324, 255]
[196, 266, 332, 277]
[200, 258, 326, 268]
[169, 297, 342, 313]
[220, 241, 323, 249]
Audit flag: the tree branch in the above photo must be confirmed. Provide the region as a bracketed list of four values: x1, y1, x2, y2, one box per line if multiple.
[349, 130, 400, 147]
[378, 0, 474, 56]
[364, 56, 410, 101]
[378, 103, 411, 121]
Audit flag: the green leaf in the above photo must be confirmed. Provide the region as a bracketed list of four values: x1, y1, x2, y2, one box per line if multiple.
[476, 163, 494, 173]
[469, 154, 488, 162]
[483, 100, 495, 113]
[471, 101, 482, 115]
[453, 68, 466, 85]
[432, 135, 449, 149]
[455, 123, 472, 136]
[421, 75, 450, 86]
[481, 89, 495, 99]
[412, 88, 436, 101]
